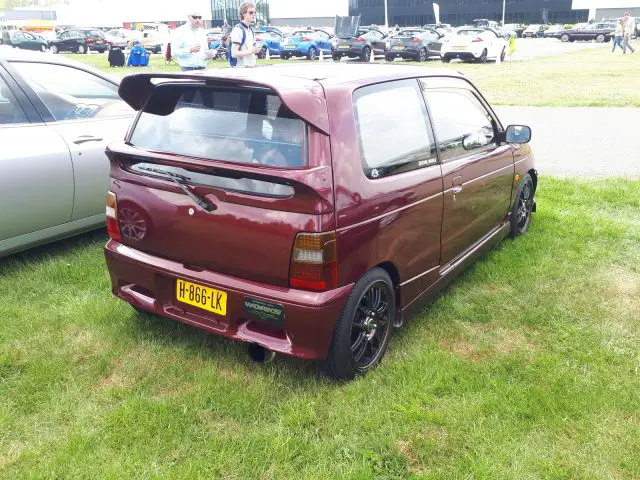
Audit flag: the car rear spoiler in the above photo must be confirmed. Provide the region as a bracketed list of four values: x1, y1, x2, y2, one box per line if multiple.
[118, 72, 330, 135]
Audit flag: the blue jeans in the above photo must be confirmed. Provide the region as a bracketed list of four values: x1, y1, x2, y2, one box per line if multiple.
[181, 66, 206, 72]
[612, 36, 624, 52]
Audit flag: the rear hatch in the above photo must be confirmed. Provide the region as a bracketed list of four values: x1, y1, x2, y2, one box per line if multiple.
[389, 31, 423, 50]
[108, 76, 334, 288]
[450, 30, 484, 49]
[335, 15, 361, 39]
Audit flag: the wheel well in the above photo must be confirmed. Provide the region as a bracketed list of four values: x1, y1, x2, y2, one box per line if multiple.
[376, 262, 401, 307]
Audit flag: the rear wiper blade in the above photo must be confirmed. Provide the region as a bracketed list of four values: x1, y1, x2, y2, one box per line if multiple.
[137, 166, 216, 213]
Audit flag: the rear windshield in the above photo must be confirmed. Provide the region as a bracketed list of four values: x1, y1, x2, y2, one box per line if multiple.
[89, 30, 105, 37]
[129, 84, 307, 168]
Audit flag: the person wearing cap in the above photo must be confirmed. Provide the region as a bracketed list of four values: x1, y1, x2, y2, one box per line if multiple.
[172, 11, 214, 71]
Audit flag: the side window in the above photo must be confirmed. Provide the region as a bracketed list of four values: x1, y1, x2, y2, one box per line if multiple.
[422, 84, 496, 162]
[354, 80, 437, 179]
[9, 62, 130, 121]
[0, 76, 28, 125]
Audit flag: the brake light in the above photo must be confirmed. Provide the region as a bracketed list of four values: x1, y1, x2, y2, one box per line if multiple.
[301, 37, 311, 42]
[106, 191, 122, 242]
[256, 36, 263, 41]
[354, 36, 366, 42]
[472, 37, 484, 42]
[211, 36, 219, 41]
[411, 37, 421, 43]
[85, 37, 94, 43]
[289, 232, 337, 292]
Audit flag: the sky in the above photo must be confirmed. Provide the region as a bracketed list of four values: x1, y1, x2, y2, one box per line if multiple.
[268, 0, 348, 19]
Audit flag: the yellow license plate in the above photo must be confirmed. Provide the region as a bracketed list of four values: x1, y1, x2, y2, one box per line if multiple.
[176, 279, 227, 315]
[286, 45, 296, 49]
[393, 45, 405, 50]
[453, 46, 465, 51]
[339, 45, 350, 49]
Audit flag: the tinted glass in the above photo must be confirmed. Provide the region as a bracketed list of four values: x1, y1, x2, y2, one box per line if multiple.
[422, 85, 495, 161]
[10, 62, 129, 121]
[0, 76, 28, 125]
[130, 85, 307, 168]
[354, 80, 436, 179]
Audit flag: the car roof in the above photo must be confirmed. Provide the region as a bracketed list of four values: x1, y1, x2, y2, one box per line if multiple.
[0, 46, 120, 83]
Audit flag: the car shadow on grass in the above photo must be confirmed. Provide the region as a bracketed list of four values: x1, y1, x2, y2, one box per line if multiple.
[0, 229, 108, 278]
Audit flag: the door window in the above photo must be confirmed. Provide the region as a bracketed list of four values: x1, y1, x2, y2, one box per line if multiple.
[422, 83, 496, 162]
[9, 62, 130, 121]
[0, 76, 28, 125]
[353, 80, 437, 179]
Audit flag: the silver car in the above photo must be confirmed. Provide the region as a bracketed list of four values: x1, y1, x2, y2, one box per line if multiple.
[0, 47, 133, 257]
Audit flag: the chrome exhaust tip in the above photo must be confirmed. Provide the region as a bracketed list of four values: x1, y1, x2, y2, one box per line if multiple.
[247, 343, 275, 363]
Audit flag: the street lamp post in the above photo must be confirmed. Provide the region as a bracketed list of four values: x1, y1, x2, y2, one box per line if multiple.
[501, 0, 506, 25]
[384, 0, 389, 28]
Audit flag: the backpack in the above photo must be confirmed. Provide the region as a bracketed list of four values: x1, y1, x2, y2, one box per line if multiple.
[227, 23, 252, 66]
[108, 47, 125, 67]
[127, 45, 149, 67]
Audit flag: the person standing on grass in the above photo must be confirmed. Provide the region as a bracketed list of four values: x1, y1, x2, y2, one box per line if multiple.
[612, 19, 625, 53]
[172, 10, 214, 71]
[229, 2, 261, 67]
[623, 12, 636, 54]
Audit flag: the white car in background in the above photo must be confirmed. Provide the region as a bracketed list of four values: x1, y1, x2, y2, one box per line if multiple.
[441, 28, 507, 63]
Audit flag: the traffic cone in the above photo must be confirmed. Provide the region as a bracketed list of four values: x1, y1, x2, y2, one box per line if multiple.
[319, 48, 324, 61]
[87, 45, 91, 55]
[369, 49, 375, 63]
[266, 47, 270, 62]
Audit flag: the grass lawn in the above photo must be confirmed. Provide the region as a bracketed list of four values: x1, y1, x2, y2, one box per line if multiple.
[69, 45, 640, 107]
[1, 178, 639, 478]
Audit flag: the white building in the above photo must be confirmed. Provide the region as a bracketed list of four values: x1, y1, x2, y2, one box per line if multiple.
[573, 0, 640, 20]
[268, 0, 348, 27]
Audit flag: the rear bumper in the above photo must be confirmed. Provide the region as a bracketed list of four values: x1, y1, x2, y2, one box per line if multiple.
[387, 47, 419, 58]
[442, 51, 477, 61]
[333, 46, 364, 56]
[104, 240, 353, 360]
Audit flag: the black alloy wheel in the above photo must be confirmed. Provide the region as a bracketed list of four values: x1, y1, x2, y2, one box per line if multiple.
[324, 268, 395, 380]
[361, 46, 371, 62]
[561, 33, 570, 42]
[510, 174, 535, 237]
[308, 46, 318, 60]
[418, 47, 427, 62]
[477, 49, 488, 63]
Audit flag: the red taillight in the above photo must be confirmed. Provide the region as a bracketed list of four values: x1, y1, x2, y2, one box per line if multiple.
[301, 37, 311, 42]
[411, 37, 421, 43]
[472, 37, 484, 42]
[106, 191, 122, 242]
[85, 37, 94, 43]
[354, 36, 366, 42]
[256, 36, 263, 41]
[289, 232, 338, 292]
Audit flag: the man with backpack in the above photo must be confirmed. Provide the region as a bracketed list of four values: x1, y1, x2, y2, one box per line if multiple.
[228, 2, 261, 67]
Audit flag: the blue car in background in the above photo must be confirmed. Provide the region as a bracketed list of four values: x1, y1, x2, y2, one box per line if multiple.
[255, 29, 283, 58]
[280, 28, 333, 60]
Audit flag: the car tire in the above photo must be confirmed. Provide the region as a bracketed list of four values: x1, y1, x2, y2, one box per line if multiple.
[40, 45, 46, 52]
[332, 54, 341, 62]
[258, 46, 267, 59]
[385, 55, 393, 62]
[307, 46, 318, 60]
[281, 54, 289, 60]
[323, 268, 395, 380]
[77, 44, 86, 54]
[477, 49, 488, 63]
[560, 34, 570, 43]
[441, 56, 451, 63]
[595, 34, 605, 43]
[500, 47, 506, 62]
[510, 174, 535, 238]
[417, 47, 427, 62]
[360, 46, 371, 62]
[50, 45, 58, 54]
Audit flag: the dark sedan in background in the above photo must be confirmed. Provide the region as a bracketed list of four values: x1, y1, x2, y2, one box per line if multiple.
[333, 26, 387, 62]
[556, 23, 615, 43]
[49, 28, 109, 54]
[385, 28, 443, 62]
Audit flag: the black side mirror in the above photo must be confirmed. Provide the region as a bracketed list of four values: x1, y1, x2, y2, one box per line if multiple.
[505, 125, 532, 144]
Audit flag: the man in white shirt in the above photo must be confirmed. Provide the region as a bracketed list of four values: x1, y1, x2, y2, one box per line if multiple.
[172, 11, 214, 71]
[623, 12, 636, 54]
[230, 2, 261, 67]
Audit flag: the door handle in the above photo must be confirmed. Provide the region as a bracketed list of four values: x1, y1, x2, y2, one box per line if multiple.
[452, 175, 463, 193]
[73, 136, 103, 144]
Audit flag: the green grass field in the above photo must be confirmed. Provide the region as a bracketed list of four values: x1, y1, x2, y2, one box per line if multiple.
[1, 178, 639, 478]
[70, 45, 640, 107]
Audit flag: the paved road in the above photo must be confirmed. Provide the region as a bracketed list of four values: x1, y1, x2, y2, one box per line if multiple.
[495, 106, 640, 178]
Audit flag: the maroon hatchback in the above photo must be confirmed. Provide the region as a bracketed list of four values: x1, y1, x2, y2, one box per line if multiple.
[104, 64, 536, 379]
